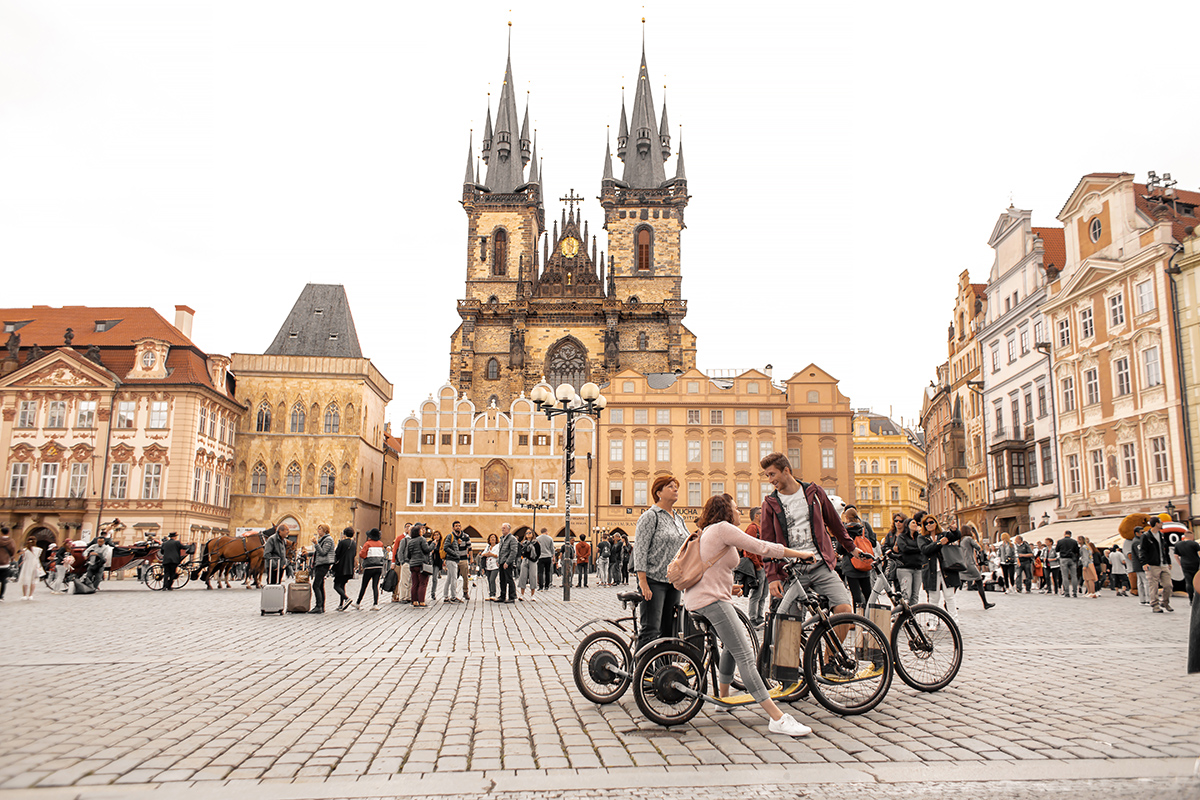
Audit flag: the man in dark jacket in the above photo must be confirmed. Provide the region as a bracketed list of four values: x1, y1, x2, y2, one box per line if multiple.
[160, 532, 188, 591]
[332, 527, 357, 611]
[1056, 532, 1081, 598]
[262, 526, 288, 584]
[1138, 518, 1175, 613]
[497, 523, 518, 603]
[442, 521, 464, 603]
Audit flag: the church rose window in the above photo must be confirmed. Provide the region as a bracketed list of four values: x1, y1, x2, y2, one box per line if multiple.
[547, 340, 588, 393]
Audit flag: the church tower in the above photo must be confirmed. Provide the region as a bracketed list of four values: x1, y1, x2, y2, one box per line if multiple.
[450, 38, 695, 410]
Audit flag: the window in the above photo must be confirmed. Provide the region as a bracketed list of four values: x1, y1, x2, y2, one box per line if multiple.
[285, 463, 301, 495]
[788, 447, 801, 466]
[687, 440, 701, 462]
[889, 459, 898, 474]
[568, 481, 584, 507]
[687, 381, 700, 394]
[1083, 368, 1099, 406]
[38, 463, 58, 497]
[1061, 376, 1076, 412]
[633, 408, 648, 425]
[76, 400, 96, 428]
[409, 480, 425, 504]
[256, 402, 271, 432]
[109, 464, 129, 499]
[58, 463, 88, 500]
[1066, 454, 1080, 493]
[1089, 449, 1104, 491]
[890, 485, 899, 502]
[1136, 280, 1155, 314]
[686, 409, 700, 425]
[1088, 217, 1102, 242]
[251, 463, 267, 494]
[1080, 308, 1094, 339]
[513, 481, 530, 503]
[202, 470, 212, 504]
[9, 463, 29, 497]
[636, 227, 651, 271]
[1057, 318, 1071, 348]
[820, 418, 833, 433]
[710, 410, 723, 425]
[736, 482, 750, 508]
[540, 481, 557, 506]
[1006, 335, 1016, 363]
[1143, 347, 1162, 387]
[609, 408, 624, 424]
[687, 482, 702, 506]
[821, 448, 835, 469]
[1037, 385, 1047, 417]
[1041, 443, 1053, 485]
[758, 410, 773, 426]
[859, 486, 869, 502]
[993, 454, 1006, 490]
[609, 481, 623, 505]
[319, 463, 336, 495]
[42, 400, 67, 429]
[222, 474, 231, 507]
[1109, 293, 1125, 326]
[1011, 397, 1021, 430]
[994, 401, 1004, 433]
[735, 441, 750, 462]
[788, 418, 800, 434]
[870, 460, 879, 473]
[760, 482, 773, 502]
[656, 408, 670, 425]
[710, 440, 724, 462]
[435, 479, 452, 505]
[1028, 452, 1038, 486]
[517, 433, 528, 446]
[637, 332, 648, 350]
[421, 433, 435, 446]
[535, 434, 549, 447]
[323, 403, 344, 434]
[1024, 393, 1033, 424]
[1121, 443, 1139, 486]
[806, 391, 819, 403]
[633, 439, 648, 461]
[858, 460, 867, 473]
[735, 409, 749, 426]
[458, 434, 471, 446]
[219, 414, 227, 442]
[148, 400, 168, 429]
[209, 411, 216, 438]
[871, 486, 881, 502]
[990, 345, 1000, 372]
[198, 406, 208, 435]
[710, 481, 725, 498]
[17, 401, 37, 428]
[1019, 327, 1030, 355]
[747, 382, 759, 394]
[1150, 437, 1169, 483]
[609, 439, 624, 462]
[1011, 452, 1026, 487]
[1114, 358, 1131, 396]
[290, 403, 306, 433]
[656, 440, 670, 461]
[492, 229, 507, 275]
[759, 441, 774, 460]
[141, 463, 161, 499]
[486, 359, 499, 380]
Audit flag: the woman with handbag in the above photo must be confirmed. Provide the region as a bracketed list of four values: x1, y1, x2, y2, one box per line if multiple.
[482, 534, 500, 600]
[958, 525, 994, 609]
[919, 516, 960, 622]
[406, 524, 434, 607]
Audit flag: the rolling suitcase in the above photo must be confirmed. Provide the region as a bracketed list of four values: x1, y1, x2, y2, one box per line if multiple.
[260, 562, 285, 616]
[287, 581, 312, 614]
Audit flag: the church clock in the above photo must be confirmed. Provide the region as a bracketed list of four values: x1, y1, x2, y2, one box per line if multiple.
[559, 236, 580, 258]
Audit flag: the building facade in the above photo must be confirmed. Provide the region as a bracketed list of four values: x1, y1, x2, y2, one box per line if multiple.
[851, 411, 927, 529]
[0, 305, 241, 548]
[1172, 229, 1200, 526]
[919, 366, 952, 525]
[451, 48, 695, 411]
[1043, 173, 1197, 522]
[945, 272, 989, 535]
[230, 285, 393, 548]
[979, 208, 1065, 536]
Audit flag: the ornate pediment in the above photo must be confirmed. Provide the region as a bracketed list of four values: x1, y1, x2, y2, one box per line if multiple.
[10, 443, 34, 462]
[38, 441, 68, 462]
[142, 443, 170, 466]
[110, 443, 135, 463]
[70, 443, 94, 461]
[15, 362, 105, 389]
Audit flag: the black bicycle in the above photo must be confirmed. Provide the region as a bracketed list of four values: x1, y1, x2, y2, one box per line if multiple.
[868, 557, 962, 692]
[572, 589, 758, 705]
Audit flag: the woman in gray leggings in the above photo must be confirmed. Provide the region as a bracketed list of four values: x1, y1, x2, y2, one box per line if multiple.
[683, 494, 813, 737]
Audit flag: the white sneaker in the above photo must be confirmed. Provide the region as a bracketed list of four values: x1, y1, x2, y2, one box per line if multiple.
[768, 713, 811, 737]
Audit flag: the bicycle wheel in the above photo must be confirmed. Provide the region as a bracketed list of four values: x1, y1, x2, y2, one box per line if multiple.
[891, 604, 962, 692]
[632, 640, 706, 727]
[145, 564, 165, 591]
[803, 613, 892, 716]
[573, 630, 632, 704]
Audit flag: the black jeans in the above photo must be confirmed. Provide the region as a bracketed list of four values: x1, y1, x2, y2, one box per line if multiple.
[356, 568, 382, 604]
[846, 575, 871, 610]
[636, 578, 681, 652]
[538, 559, 552, 590]
[499, 564, 516, 601]
[1000, 563, 1016, 590]
[577, 564, 589, 587]
[1018, 560, 1033, 592]
[312, 563, 330, 610]
[333, 575, 350, 605]
[163, 562, 180, 590]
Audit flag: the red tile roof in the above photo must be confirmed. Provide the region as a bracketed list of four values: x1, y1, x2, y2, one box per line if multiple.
[970, 283, 986, 298]
[1133, 183, 1200, 243]
[1032, 226, 1066, 273]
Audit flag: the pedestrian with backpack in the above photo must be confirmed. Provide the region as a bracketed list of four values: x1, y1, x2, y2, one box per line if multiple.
[354, 529, 387, 611]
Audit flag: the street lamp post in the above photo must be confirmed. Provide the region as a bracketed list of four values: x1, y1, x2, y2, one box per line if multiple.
[517, 498, 550, 542]
[530, 380, 606, 602]
[1166, 500, 1177, 521]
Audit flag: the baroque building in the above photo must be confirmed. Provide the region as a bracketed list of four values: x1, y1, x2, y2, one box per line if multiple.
[851, 411, 927, 530]
[451, 46, 695, 411]
[0, 305, 241, 547]
[230, 285, 393, 548]
[1173, 228, 1200, 526]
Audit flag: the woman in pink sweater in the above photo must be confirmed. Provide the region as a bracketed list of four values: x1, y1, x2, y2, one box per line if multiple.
[685, 494, 814, 737]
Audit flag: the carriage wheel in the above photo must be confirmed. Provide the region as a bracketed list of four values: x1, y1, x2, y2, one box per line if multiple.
[174, 566, 191, 590]
[145, 564, 165, 591]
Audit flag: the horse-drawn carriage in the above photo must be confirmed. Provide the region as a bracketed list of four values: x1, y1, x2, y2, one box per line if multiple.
[39, 539, 161, 593]
[190, 526, 298, 589]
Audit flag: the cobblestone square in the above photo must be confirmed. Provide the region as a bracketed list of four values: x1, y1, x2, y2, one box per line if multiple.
[2, 578, 1197, 799]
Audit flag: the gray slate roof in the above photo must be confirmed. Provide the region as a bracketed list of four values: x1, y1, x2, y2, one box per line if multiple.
[265, 284, 363, 358]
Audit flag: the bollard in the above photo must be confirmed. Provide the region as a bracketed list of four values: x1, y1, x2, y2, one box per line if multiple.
[1189, 572, 1200, 674]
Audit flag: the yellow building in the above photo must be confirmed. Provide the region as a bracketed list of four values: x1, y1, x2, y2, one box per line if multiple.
[852, 411, 927, 529]
[1173, 228, 1200, 526]
[230, 285, 393, 548]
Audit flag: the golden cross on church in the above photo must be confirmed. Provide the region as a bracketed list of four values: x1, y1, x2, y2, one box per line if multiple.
[559, 188, 584, 214]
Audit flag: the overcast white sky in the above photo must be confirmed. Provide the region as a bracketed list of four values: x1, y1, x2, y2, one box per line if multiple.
[1, 1, 1195, 427]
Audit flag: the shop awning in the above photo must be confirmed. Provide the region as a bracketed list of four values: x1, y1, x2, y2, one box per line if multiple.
[1028, 516, 1126, 547]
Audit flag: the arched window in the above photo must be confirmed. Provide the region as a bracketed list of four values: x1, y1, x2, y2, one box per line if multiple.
[487, 358, 500, 380]
[290, 403, 306, 433]
[493, 229, 508, 276]
[636, 227, 652, 272]
[488, 394, 499, 408]
[806, 390, 819, 403]
[547, 338, 588, 394]
[859, 460, 867, 473]
[319, 462, 336, 495]
[324, 403, 340, 433]
[871, 460, 879, 474]
[256, 402, 271, 432]
[250, 462, 267, 494]
[638, 332, 648, 350]
[285, 462, 301, 495]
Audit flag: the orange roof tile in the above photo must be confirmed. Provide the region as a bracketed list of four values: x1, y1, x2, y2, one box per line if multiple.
[1133, 183, 1200, 243]
[1032, 226, 1066, 273]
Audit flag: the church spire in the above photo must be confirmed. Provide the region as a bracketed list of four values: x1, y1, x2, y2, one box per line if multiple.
[616, 91, 628, 162]
[674, 132, 687, 182]
[620, 48, 667, 188]
[519, 96, 532, 167]
[526, 134, 539, 184]
[484, 43, 527, 193]
[480, 106, 493, 169]
[602, 133, 614, 181]
[659, 93, 671, 161]
[463, 132, 475, 186]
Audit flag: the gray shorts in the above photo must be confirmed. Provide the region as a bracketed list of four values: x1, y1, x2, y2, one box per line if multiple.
[779, 561, 852, 613]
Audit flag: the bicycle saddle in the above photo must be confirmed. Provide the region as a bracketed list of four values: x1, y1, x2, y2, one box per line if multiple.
[617, 590, 645, 605]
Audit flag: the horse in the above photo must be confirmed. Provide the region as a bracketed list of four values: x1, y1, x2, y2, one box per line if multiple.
[196, 534, 266, 589]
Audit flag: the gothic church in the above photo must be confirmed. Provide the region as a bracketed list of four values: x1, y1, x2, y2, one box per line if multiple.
[450, 44, 696, 409]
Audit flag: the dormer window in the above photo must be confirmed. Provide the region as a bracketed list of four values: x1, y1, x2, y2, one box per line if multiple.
[141, 351, 156, 369]
[314, 308, 324, 316]
[288, 331, 298, 339]
[329, 333, 339, 341]
[1088, 218, 1102, 243]
[94, 319, 122, 333]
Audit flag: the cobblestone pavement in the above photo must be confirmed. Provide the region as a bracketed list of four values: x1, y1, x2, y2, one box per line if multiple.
[2, 576, 1197, 799]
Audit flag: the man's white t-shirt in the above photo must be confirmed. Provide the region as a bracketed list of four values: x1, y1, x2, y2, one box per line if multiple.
[778, 487, 814, 553]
